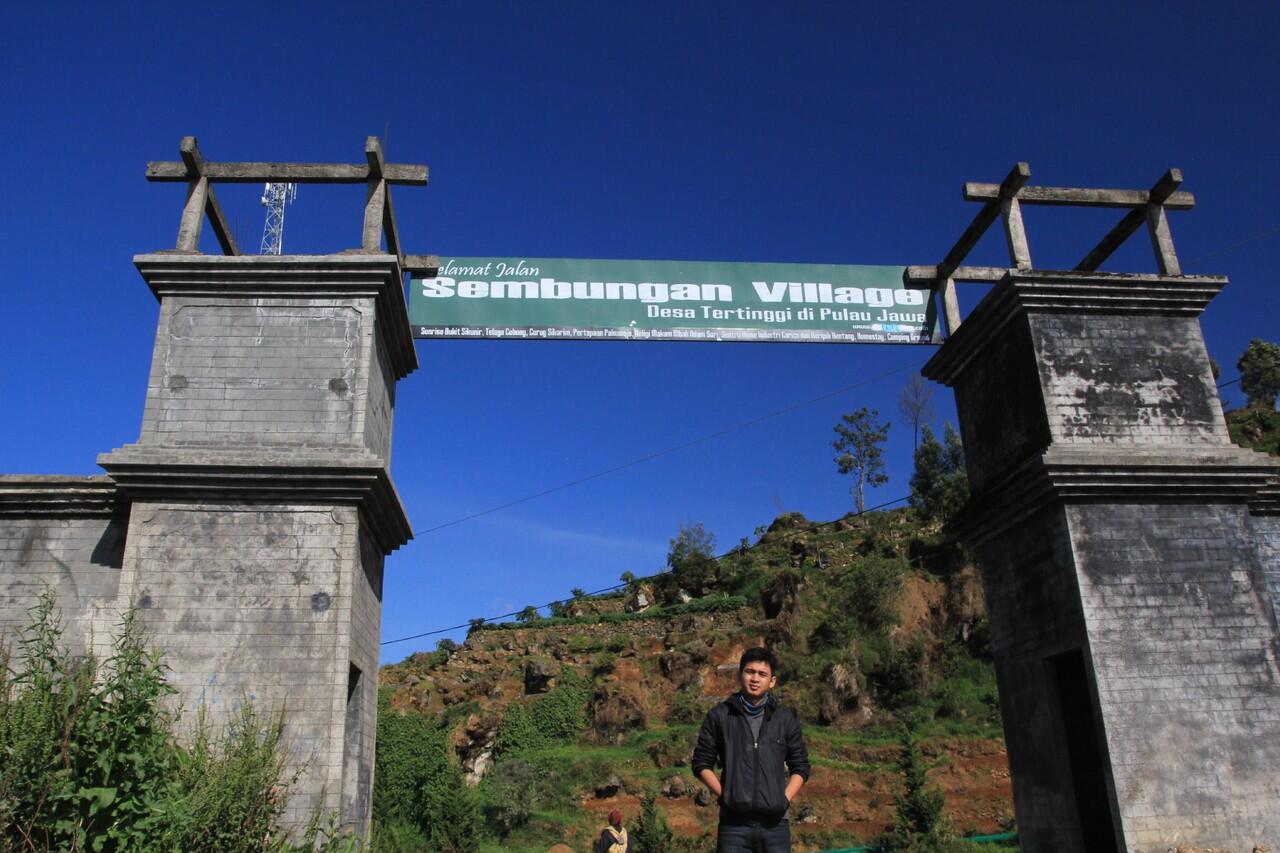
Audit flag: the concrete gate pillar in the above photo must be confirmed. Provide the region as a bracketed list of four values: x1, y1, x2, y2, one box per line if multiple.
[96, 253, 416, 834]
[924, 270, 1280, 852]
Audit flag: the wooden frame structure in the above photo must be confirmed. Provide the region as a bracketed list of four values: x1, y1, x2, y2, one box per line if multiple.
[146, 136, 440, 274]
[906, 163, 1194, 335]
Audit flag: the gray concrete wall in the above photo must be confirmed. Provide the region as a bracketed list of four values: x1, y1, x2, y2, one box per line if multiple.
[1250, 512, 1280, 631]
[973, 505, 1093, 853]
[98, 501, 363, 830]
[1029, 314, 1228, 447]
[362, 330, 396, 463]
[1069, 502, 1280, 851]
[950, 320, 1051, 495]
[0, 477, 125, 656]
[341, 528, 383, 833]
[139, 295, 397, 458]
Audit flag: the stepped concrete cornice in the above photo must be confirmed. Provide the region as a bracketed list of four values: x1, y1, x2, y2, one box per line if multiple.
[0, 475, 121, 518]
[97, 445, 411, 553]
[1251, 477, 1280, 516]
[924, 270, 1226, 386]
[133, 252, 418, 381]
[954, 446, 1280, 544]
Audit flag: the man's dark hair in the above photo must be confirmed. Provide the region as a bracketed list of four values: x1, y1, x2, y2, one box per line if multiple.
[739, 646, 779, 674]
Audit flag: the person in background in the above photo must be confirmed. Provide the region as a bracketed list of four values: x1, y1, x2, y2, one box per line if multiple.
[691, 647, 810, 853]
[596, 808, 633, 853]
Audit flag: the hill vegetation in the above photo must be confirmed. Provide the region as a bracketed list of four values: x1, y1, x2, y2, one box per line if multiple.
[376, 507, 1015, 851]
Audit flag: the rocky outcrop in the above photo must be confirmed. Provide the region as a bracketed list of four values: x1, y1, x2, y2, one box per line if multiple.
[625, 583, 655, 612]
[590, 683, 647, 740]
[524, 659, 558, 694]
[818, 662, 871, 726]
[454, 713, 499, 784]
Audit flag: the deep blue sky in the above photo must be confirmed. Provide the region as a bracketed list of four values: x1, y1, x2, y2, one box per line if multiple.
[3, 2, 1277, 663]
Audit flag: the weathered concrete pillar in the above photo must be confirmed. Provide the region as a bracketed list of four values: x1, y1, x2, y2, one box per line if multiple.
[924, 270, 1280, 852]
[97, 253, 415, 834]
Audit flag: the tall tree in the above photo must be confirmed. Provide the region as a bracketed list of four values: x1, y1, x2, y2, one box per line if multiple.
[1238, 338, 1280, 410]
[898, 374, 936, 451]
[667, 522, 717, 595]
[833, 407, 890, 514]
[909, 423, 969, 524]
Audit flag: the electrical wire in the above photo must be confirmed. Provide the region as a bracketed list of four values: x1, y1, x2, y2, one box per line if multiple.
[415, 360, 925, 536]
[381, 492, 912, 646]
[387, 221, 1280, 648]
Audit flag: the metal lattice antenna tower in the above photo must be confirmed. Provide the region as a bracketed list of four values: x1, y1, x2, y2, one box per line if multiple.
[258, 182, 297, 255]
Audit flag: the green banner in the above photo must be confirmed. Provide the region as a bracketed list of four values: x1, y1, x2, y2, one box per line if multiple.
[410, 257, 937, 344]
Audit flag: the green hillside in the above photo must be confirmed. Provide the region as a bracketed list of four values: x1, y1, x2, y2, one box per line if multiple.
[376, 509, 1015, 852]
[1227, 405, 1280, 457]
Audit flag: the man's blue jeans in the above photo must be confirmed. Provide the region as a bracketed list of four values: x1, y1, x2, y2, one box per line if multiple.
[716, 817, 791, 852]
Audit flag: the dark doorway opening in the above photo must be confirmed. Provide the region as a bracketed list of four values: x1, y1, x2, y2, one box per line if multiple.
[342, 663, 368, 826]
[1048, 649, 1119, 853]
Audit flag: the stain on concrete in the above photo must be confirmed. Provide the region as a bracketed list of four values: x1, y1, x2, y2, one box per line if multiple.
[311, 591, 331, 612]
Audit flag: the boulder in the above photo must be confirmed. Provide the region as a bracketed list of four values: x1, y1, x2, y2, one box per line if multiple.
[818, 662, 869, 725]
[661, 774, 692, 798]
[593, 774, 623, 798]
[524, 659, 558, 694]
[455, 713, 499, 785]
[591, 684, 647, 738]
[625, 583, 655, 613]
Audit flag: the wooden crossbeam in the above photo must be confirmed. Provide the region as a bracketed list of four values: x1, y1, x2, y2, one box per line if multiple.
[910, 164, 1196, 338]
[903, 265, 1008, 284]
[936, 163, 1030, 282]
[1076, 169, 1183, 272]
[153, 136, 430, 261]
[964, 183, 1194, 210]
[402, 255, 441, 275]
[362, 136, 402, 256]
[147, 161, 428, 185]
[173, 137, 238, 255]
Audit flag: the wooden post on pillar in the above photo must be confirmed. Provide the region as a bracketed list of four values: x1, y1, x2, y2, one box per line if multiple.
[1146, 203, 1182, 275]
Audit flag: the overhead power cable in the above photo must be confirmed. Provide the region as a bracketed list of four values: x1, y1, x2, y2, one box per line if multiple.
[415, 361, 925, 536]
[389, 223, 1280, 648]
[382, 492, 912, 646]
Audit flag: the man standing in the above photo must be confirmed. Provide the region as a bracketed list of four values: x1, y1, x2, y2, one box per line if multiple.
[691, 647, 810, 852]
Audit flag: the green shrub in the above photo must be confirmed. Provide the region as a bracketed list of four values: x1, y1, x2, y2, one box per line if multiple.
[369, 819, 429, 853]
[568, 634, 603, 653]
[372, 693, 479, 852]
[494, 670, 591, 757]
[668, 687, 706, 726]
[478, 595, 748, 632]
[0, 588, 351, 853]
[0, 592, 183, 852]
[494, 702, 541, 757]
[632, 793, 676, 851]
[876, 634, 928, 709]
[875, 712, 960, 852]
[151, 704, 295, 851]
[592, 652, 618, 677]
[478, 758, 539, 832]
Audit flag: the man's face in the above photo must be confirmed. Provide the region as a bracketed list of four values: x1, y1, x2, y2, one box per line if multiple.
[739, 660, 776, 702]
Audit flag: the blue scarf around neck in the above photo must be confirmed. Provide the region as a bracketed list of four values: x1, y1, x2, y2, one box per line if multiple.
[737, 692, 769, 716]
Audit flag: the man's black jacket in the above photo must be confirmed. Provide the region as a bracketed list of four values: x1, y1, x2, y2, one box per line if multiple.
[690, 693, 810, 820]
